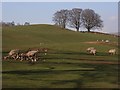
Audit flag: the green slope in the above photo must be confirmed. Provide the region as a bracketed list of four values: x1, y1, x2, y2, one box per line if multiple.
[3, 24, 118, 51]
[2, 24, 119, 88]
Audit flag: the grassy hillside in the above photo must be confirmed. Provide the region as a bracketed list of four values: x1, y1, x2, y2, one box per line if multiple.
[3, 24, 118, 51]
[2, 24, 119, 88]
[3, 24, 118, 61]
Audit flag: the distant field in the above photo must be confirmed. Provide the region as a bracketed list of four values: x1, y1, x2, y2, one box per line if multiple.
[2, 24, 119, 88]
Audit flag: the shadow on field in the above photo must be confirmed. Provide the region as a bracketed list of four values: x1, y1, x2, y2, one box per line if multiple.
[3, 70, 52, 75]
[48, 50, 114, 57]
[50, 51, 87, 55]
[51, 79, 83, 88]
[2, 69, 95, 75]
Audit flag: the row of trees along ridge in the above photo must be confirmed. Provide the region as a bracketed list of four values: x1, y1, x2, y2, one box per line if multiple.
[1, 21, 30, 27]
[53, 8, 103, 32]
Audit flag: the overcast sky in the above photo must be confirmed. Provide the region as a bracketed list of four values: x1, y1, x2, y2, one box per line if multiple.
[1, 1, 118, 33]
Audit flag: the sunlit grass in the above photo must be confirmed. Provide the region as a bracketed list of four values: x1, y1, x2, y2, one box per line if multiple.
[2, 24, 119, 88]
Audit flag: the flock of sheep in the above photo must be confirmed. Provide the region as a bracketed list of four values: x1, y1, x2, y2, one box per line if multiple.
[3, 47, 116, 63]
[86, 47, 116, 55]
[3, 48, 48, 63]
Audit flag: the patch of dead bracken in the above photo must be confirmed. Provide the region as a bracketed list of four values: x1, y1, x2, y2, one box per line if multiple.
[84, 41, 118, 46]
[84, 41, 98, 44]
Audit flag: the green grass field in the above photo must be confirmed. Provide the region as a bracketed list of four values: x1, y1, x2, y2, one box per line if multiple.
[2, 24, 119, 88]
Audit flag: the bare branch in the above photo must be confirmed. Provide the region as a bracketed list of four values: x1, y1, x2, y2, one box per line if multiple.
[81, 9, 103, 32]
[68, 8, 82, 31]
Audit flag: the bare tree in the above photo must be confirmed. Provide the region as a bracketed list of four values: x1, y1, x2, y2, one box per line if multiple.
[11, 21, 15, 26]
[81, 9, 103, 32]
[53, 9, 68, 29]
[68, 8, 82, 32]
[24, 22, 30, 26]
[2, 21, 15, 27]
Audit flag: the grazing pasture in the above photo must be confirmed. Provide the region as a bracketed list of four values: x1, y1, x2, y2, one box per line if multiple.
[2, 24, 119, 88]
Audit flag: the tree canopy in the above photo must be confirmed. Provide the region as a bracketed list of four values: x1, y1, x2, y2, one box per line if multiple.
[53, 9, 68, 29]
[53, 8, 103, 32]
[81, 9, 103, 32]
[68, 8, 82, 31]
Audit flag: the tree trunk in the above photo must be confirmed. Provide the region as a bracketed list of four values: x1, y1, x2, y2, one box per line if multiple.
[76, 27, 79, 32]
[87, 28, 90, 32]
[77, 28, 79, 32]
[63, 23, 66, 29]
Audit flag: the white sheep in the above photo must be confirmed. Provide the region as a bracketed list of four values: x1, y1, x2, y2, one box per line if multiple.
[89, 49, 97, 55]
[4, 49, 20, 60]
[105, 40, 109, 43]
[108, 49, 116, 55]
[86, 47, 95, 52]
[8, 49, 20, 56]
[102, 40, 104, 42]
[86, 47, 97, 55]
[25, 49, 39, 62]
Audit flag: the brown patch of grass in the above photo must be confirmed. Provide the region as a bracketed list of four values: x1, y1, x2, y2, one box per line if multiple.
[84, 41, 118, 46]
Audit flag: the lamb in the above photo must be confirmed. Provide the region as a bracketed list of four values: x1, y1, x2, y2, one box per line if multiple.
[42, 48, 48, 55]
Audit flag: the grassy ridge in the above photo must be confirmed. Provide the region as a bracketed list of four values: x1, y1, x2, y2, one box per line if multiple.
[3, 24, 117, 50]
[3, 24, 118, 61]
